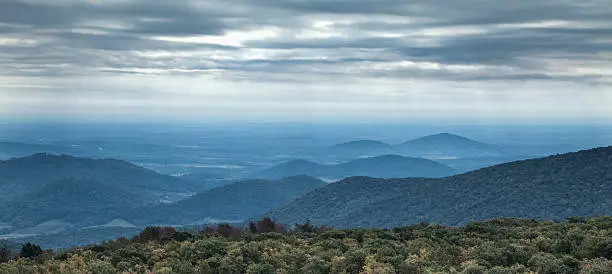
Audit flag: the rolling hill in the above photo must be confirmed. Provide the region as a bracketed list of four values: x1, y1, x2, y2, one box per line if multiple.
[0, 179, 155, 228]
[131, 175, 327, 225]
[329, 140, 397, 156]
[395, 133, 498, 157]
[0, 153, 202, 200]
[267, 146, 612, 228]
[255, 155, 455, 180]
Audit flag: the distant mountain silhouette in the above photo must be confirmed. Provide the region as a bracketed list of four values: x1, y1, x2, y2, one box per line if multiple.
[0, 142, 58, 160]
[395, 133, 497, 156]
[256, 159, 324, 179]
[0, 153, 203, 200]
[268, 146, 612, 228]
[329, 140, 396, 156]
[0, 179, 153, 228]
[255, 155, 455, 180]
[133, 175, 326, 225]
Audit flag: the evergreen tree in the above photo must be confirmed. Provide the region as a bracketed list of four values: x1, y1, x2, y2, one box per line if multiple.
[19, 243, 42, 259]
[0, 246, 11, 263]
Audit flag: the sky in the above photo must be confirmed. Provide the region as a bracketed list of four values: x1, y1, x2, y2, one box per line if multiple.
[0, 0, 611, 123]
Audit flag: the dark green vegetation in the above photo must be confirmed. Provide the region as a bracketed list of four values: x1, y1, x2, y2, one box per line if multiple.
[1, 217, 611, 273]
[0, 153, 205, 229]
[0, 179, 154, 228]
[132, 176, 327, 226]
[256, 155, 455, 180]
[269, 146, 612, 228]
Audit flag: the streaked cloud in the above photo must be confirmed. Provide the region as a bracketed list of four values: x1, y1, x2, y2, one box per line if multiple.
[0, 0, 611, 121]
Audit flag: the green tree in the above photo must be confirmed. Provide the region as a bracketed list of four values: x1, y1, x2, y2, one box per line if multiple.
[18, 243, 42, 259]
[0, 246, 11, 263]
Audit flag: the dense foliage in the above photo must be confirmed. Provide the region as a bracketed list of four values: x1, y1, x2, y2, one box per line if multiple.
[269, 146, 612, 228]
[0, 179, 156, 227]
[1, 217, 611, 273]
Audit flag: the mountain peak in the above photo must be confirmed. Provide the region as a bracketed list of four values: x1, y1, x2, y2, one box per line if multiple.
[398, 133, 490, 150]
[285, 159, 319, 166]
[418, 133, 475, 142]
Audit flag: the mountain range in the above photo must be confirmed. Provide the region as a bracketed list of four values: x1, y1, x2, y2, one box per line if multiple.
[2, 141, 610, 245]
[267, 146, 612, 228]
[255, 154, 455, 180]
[325, 133, 499, 159]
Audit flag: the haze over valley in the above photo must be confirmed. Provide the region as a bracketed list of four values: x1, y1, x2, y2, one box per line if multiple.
[1, 0, 611, 272]
[0, 123, 610, 249]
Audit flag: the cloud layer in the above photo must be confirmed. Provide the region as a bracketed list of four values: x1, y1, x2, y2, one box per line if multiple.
[1, 0, 611, 121]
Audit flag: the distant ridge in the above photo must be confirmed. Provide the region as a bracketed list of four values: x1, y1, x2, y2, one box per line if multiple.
[333, 140, 392, 147]
[0, 153, 203, 200]
[268, 146, 612, 228]
[328, 140, 397, 157]
[0, 178, 154, 228]
[395, 133, 496, 156]
[398, 133, 491, 148]
[132, 175, 327, 225]
[255, 155, 455, 180]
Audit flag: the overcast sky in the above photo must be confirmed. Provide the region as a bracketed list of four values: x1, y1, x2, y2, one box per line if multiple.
[0, 0, 611, 123]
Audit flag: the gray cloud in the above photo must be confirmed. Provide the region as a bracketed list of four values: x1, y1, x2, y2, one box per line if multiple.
[0, 0, 611, 120]
[0, 0, 230, 34]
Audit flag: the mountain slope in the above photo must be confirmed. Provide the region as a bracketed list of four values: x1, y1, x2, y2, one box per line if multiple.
[268, 146, 612, 228]
[255, 160, 324, 179]
[0, 153, 202, 200]
[255, 155, 455, 180]
[396, 133, 497, 156]
[0, 179, 154, 228]
[329, 140, 396, 156]
[132, 175, 327, 225]
[333, 155, 455, 178]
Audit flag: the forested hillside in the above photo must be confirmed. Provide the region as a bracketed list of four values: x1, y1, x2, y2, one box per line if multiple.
[0, 153, 203, 200]
[269, 146, 612, 228]
[131, 176, 327, 225]
[1, 217, 611, 273]
[0, 179, 155, 228]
